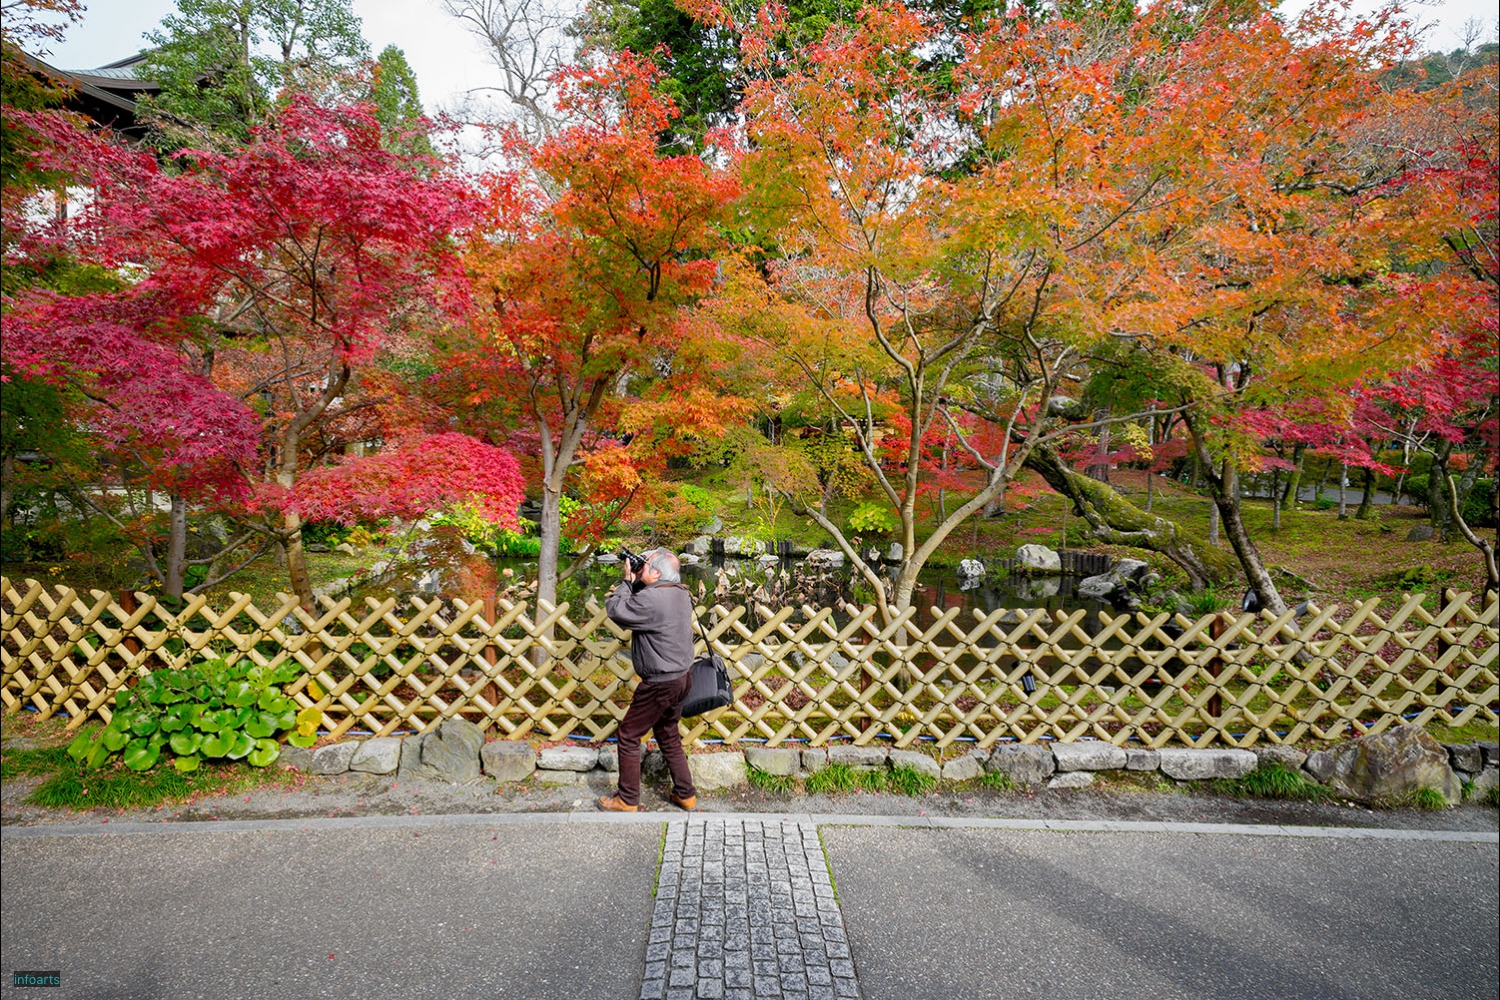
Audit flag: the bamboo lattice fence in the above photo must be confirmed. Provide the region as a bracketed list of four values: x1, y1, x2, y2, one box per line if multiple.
[3, 576, 1495, 749]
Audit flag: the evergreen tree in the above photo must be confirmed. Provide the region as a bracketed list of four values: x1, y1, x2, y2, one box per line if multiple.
[370, 44, 433, 156]
[136, 0, 369, 151]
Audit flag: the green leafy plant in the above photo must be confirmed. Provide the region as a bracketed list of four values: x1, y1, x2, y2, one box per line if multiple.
[979, 769, 1014, 791]
[847, 502, 899, 534]
[67, 657, 304, 774]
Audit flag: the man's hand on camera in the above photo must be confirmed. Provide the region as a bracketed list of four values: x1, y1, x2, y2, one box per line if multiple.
[622, 561, 637, 584]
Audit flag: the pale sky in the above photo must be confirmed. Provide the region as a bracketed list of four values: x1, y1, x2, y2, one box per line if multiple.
[31, 0, 1500, 118]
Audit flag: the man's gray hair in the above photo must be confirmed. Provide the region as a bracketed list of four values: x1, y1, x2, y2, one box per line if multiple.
[647, 548, 681, 583]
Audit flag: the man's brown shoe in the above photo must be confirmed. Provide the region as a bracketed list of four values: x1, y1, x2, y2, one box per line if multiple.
[597, 795, 639, 812]
[670, 794, 697, 811]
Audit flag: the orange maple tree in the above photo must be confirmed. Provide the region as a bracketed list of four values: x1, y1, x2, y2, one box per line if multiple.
[461, 54, 741, 607]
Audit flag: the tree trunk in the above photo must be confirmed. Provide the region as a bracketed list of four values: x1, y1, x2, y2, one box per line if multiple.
[1429, 440, 1454, 537]
[1313, 459, 1332, 504]
[536, 476, 564, 610]
[1183, 414, 1286, 613]
[1208, 492, 1220, 547]
[1443, 466, 1499, 600]
[1280, 444, 1306, 510]
[1024, 445, 1236, 590]
[0, 453, 14, 529]
[1270, 468, 1282, 531]
[164, 493, 187, 599]
[1354, 464, 1377, 520]
[1088, 408, 1111, 482]
[1337, 463, 1348, 518]
[281, 505, 315, 609]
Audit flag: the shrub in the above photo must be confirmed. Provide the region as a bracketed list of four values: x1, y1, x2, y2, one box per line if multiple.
[680, 484, 718, 513]
[1213, 763, 1332, 802]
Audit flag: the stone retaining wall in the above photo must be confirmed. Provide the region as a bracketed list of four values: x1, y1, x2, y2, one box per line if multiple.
[281, 720, 1499, 807]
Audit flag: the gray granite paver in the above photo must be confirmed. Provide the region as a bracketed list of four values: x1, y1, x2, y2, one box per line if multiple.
[643, 818, 863, 1000]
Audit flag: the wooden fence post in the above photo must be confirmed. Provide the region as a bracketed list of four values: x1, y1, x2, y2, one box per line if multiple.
[1207, 612, 1225, 722]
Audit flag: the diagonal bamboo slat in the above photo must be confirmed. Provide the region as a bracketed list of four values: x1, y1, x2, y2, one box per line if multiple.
[3, 576, 1495, 748]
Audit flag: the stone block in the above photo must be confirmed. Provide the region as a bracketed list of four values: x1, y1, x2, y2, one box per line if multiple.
[597, 747, 619, 772]
[278, 745, 314, 771]
[827, 745, 887, 770]
[1323, 724, 1461, 805]
[538, 745, 599, 772]
[397, 718, 484, 783]
[1471, 768, 1498, 799]
[1115, 558, 1151, 582]
[1476, 741, 1499, 768]
[1252, 745, 1308, 771]
[1123, 748, 1159, 771]
[801, 748, 829, 774]
[887, 750, 941, 781]
[744, 747, 800, 777]
[690, 752, 747, 792]
[1048, 772, 1094, 789]
[349, 737, 401, 774]
[941, 751, 985, 782]
[1157, 748, 1257, 781]
[1405, 525, 1435, 542]
[986, 744, 1055, 786]
[481, 740, 536, 782]
[1303, 750, 1335, 782]
[311, 741, 358, 775]
[1051, 742, 1127, 772]
[1443, 743, 1483, 774]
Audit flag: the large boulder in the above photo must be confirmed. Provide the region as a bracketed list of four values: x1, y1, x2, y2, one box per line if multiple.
[1322, 725, 1462, 805]
[689, 752, 747, 792]
[398, 718, 485, 783]
[480, 740, 537, 782]
[805, 549, 845, 569]
[1016, 544, 1062, 573]
[986, 744, 1055, 786]
[1114, 559, 1151, 583]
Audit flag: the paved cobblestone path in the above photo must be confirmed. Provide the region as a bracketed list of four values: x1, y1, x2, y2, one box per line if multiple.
[641, 818, 864, 1000]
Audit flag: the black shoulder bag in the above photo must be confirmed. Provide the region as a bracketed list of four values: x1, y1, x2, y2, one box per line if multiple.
[680, 606, 733, 719]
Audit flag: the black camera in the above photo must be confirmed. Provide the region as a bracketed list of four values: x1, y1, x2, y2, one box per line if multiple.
[619, 548, 648, 574]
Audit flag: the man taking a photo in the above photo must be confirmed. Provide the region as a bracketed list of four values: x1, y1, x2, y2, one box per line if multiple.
[597, 548, 699, 812]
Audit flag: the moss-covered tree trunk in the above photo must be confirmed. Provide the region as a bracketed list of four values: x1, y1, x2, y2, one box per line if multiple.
[1023, 445, 1238, 591]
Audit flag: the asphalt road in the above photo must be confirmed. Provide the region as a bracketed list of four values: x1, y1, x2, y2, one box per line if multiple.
[0, 821, 660, 1000]
[822, 826, 1500, 1000]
